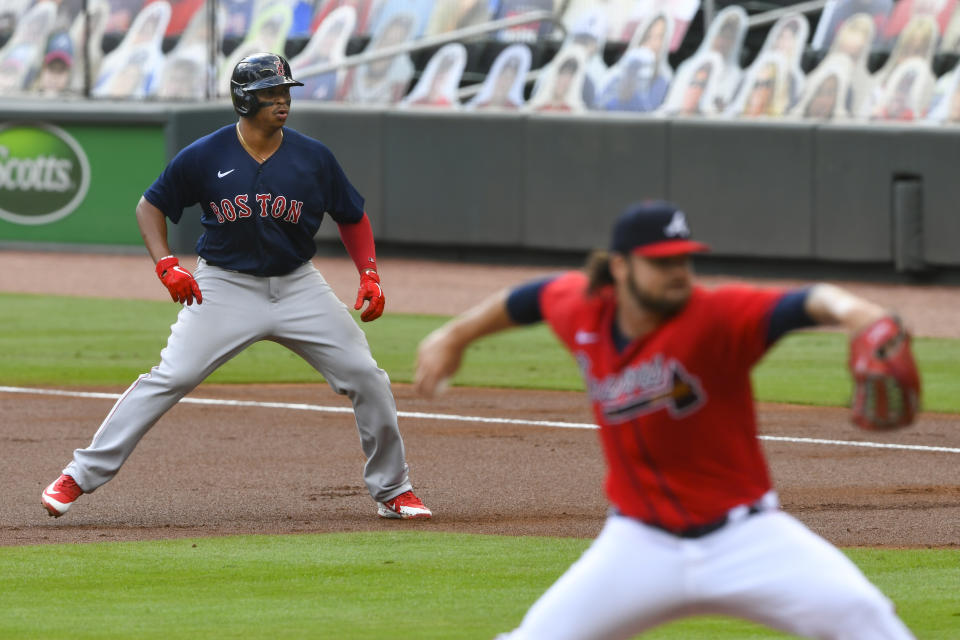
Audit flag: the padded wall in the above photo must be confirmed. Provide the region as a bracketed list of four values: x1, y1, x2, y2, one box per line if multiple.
[4, 99, 956, 268]
[524, 114, 668, 251]
[382, 110, 526, 245]
[669, 120, 815, 258]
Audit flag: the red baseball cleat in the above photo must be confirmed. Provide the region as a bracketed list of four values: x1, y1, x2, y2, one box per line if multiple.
[377, 490, 432, 519]
[41, 474, 83, 517]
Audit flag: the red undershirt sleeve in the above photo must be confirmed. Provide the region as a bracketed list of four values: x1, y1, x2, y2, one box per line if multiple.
[336, 212, 378, 273]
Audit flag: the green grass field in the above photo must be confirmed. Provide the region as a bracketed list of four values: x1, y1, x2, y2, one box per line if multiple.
[1, 533, 957, 639]
[3, 292, 958, 639]
[1, 293, 958, 411]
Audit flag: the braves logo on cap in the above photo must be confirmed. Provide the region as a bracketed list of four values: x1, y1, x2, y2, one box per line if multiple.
[276, 58, 285, 76]
[663, 211, 691, 238]
[610, 201, 709, 257]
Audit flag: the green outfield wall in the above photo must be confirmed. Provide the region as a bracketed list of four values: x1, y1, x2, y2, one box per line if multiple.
[1, 100, 956, 274]
[0, 106, 167, 246]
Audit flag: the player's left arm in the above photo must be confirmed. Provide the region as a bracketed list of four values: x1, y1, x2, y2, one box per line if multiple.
[337, 212, 384, 322]
[804, 284, 888, 333]
[765, 284, 889, 346]
[805, 284, 920, 429]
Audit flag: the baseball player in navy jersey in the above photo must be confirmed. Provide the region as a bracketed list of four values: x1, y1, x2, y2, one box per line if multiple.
[415, 202, 918, 639]
[41, 52, 431, 521]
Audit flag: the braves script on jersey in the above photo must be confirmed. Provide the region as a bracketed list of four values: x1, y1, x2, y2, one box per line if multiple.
[144, 125, 364, 276]
[540, 272, 784, 532]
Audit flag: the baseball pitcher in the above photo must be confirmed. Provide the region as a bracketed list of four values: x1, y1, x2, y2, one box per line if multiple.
[415, 201, 919, 639]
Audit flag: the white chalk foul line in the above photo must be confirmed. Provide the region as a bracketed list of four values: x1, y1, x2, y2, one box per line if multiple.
[2, 385, 958, 454]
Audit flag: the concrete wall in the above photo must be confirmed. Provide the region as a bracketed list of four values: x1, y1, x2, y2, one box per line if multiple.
[3, 99, 957, 270]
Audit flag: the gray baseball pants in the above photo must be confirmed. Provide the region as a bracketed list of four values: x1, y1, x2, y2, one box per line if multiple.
[65, 259, 412, 503]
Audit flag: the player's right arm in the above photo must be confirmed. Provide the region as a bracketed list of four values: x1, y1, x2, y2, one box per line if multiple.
[138, 141, 203, 305]
[414, 277, 558, 396]
[137, 196, 202, 305]
[136, 196, 173, 264]
[414, 289, 517, 397]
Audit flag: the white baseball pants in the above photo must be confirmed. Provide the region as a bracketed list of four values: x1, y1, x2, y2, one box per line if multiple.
[499, 506, 914, 640]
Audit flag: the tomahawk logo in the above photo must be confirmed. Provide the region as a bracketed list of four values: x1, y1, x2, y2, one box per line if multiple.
[663, 211, 691, 238]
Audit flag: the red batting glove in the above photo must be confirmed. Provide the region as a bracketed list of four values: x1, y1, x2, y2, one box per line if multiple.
[354, 269, 384, 322]
[155, 256, 202, 305]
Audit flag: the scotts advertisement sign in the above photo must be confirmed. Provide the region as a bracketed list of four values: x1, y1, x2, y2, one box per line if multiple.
[0, 123, 91, 225]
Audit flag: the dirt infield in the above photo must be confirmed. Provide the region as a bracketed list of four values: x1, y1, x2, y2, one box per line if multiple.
[0, 251, 957, 548]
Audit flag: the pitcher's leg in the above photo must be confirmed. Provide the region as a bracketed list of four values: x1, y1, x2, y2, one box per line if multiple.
[65, 268, 267, 492]
[697, 511, 915, 640]
[499, 515, 689, 640]
[274, 267, 410, 502]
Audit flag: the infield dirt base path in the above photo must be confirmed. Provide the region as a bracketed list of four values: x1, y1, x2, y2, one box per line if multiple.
[0, 251, 957, 547]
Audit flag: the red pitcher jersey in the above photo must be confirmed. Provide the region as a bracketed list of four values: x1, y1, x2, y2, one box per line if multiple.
[539, 272, 786, 532]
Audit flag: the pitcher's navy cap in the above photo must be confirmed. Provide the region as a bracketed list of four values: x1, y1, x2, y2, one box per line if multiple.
[610, 201, 710, 257]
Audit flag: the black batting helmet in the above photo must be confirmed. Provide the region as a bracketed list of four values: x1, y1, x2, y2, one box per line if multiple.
[230, 52, 303, 116]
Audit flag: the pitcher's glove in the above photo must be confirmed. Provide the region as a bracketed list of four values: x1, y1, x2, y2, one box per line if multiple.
[849, 315, 920, 430]
[156, 255, 202, 305]
[354, 269, 384, 322]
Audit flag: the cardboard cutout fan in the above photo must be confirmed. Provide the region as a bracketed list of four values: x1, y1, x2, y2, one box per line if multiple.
[93, 0, 170, 98]
[789, 54, 854, 120]
[218, 2, 293, 96]
[808, 12, 878, 115]
[680, 5, 748, 110]
[290, 5, 356, 101]
[621, 0, 701, 51]
[657, 50, 724, 116]
[0, 0, 57, 94]
[562, 7, 610, 108]
[925, 65, 960, 120]
[466, 43, 532, 110]
[753, 13, 809, 109]
[341, 10, 417, 104]
[881, 0, 956, 46]
[723, 51, 792, 118]
[874, 14, 938, 82]
[597, 47, 666, 112]
[400, 42, 467, 108]
[526, 46, 589, 113]
[598, 10, 675, 111]
[812, 0, 893, 49]
[152, 2, 224, 100]
[869, 56, 935, 119]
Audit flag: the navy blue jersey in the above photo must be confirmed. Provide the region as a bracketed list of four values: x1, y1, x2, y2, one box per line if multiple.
[144, 124, 365, 276]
